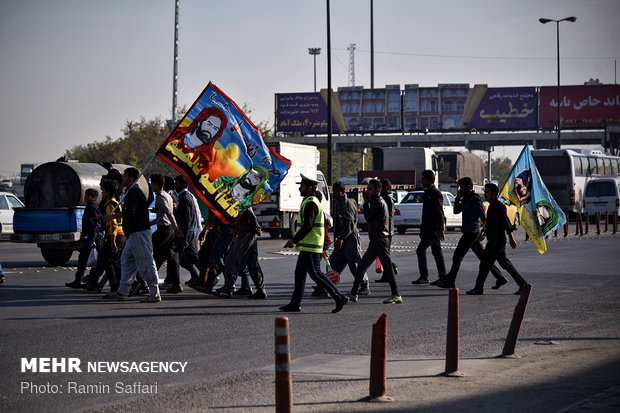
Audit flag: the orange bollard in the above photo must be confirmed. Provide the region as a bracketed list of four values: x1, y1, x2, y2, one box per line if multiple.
[444, 288, 464, 376]
[585, 212, 589, 234]
[605, 212, 609, 232]
[501, 283, 533, 358]
[576, 213, 583, 236]
[614, 212, 618, 234]
[365, 314, 393, 402]
[596, 211, 601, 235]
[275, 317, 293, 413]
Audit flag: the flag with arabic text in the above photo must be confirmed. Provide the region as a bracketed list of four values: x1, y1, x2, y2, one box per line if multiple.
[500, 145, 566, 254]
[157, 83, 291, 224]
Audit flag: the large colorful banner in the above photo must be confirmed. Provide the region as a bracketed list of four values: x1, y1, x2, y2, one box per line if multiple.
[500, 145, 566, 254]
[465, 86, 536, 129]
[158, 83, 291, 224]
[539, 84, 620, 128]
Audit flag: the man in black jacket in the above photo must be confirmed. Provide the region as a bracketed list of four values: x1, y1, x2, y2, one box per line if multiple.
[412, 170, 446, 285]
[174, 175, 201, 284]
[66, 188, 100, 288]
[436, 177, 507, 289]
[350, 179, 401, 304]
[327, 182, 369, 294]
[376, 178, 399, 282]
[467, 183, 528, 295]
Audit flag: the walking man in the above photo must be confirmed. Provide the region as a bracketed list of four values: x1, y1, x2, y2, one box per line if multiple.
[376, 178, 399, 281]
[412, 170, 446, 285]
[328, 182, 369, 294]
[215, 207, 267, 299]
[350, 179, 402, 304]
[436, 177, 507, 289]
[467, 183, 528, 295]
[103, 167, 161, 303]
[174, 176, 201, 284]
[281, 174, 348, 313]
[66, 188, 100, 289]
[150, 174, 183, 294]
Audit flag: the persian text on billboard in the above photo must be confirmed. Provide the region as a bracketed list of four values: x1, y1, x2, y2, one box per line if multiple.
[539, 85, 620, 127]
[276, 93, 329, 133]
[468, 87, 536, 129]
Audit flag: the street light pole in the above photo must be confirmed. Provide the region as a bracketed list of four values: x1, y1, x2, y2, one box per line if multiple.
[308, 48, 321, 92]
[539, 16, 576, 149]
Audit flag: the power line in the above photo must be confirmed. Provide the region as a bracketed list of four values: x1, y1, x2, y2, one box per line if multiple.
[333, 48, 619, 61]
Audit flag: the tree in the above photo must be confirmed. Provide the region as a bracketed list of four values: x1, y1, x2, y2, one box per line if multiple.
[486, 156, 513, 187]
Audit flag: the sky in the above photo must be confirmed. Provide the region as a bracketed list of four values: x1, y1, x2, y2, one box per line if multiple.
[1, 0, 619, 176]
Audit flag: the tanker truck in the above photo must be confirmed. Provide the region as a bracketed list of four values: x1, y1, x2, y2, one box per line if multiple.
[11, 160, 151, 266]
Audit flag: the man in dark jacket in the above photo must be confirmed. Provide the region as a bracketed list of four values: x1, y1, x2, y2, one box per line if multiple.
[174, 175, 201, 283]
[327, 182, 369, 294]
[66, 188, 100, 288]
[467, 183, 528, 295]
[376, 178, 399, 282]
[436, 177, 507, 289]
[412, 170, 446, 285]
[350, 179, 401, 304]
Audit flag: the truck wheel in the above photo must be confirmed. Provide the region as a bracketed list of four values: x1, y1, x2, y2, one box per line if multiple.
[40, 248, 73, 267]
[397, 226, 407, 235]
[268, 230, 280, 239]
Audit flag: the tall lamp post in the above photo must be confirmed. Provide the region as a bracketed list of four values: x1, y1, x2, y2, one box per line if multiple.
[308, 48, 321, 92]
[539, 16, 576, 149]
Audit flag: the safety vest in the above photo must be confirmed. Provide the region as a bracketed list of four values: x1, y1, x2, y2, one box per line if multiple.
[295, 196, 324, 253]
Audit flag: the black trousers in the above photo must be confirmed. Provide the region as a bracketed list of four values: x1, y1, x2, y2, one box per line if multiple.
[354, 237, 399, 296]
[152, 225, 181, 285]
[474, 241, 526, 291]
[222, 234, 265, 293]
[104, 234, 125, 292]
[446, 232, 503, 283]
[417, 233, 446, 279]
[290, 251, 342, 307]
[179, 231, 200, 282]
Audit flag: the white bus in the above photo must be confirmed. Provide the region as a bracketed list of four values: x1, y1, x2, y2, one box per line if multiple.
[531, 149, 620, 213]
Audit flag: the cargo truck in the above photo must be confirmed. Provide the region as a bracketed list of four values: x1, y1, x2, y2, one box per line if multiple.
[254, 142, 330, 238]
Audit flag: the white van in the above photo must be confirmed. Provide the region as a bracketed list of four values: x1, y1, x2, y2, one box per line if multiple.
[583, 177, 620, 216]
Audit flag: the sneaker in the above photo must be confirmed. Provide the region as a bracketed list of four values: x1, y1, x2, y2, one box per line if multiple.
[160, 283, 171, 290]
[166, 284, 183, 294]
[83, 284, 101, 293]
[248, 289, 267, 299]
[436, 279, 455, 289]
[332, 295, 348, 313]
[103, 291, 127, 301]
[383, 295, 403, 304]
[430, 278, 441, 286]
[65, 281, 83, 289]
[375, 278, 389, 283]
[191, 284, 213, 294]
[411, 277, 430, 285]
[346, 293, 358, 303]
[311, 286, 329, 297]
[358, 287, 371, 296]
[140, 295, 162, 303]
[279, 303, 301, 312]
[492, 277, 508, 290]
[232, 286, 253, 296]
[213, 288, 232, 298]
[513, 287, 524, 295]
[466, 288, 483, 295]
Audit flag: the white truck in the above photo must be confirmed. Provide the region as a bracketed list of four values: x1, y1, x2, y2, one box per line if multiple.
[254, 142, 331, 238]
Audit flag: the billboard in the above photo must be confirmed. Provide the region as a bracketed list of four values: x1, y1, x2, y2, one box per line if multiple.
[539, 84, 620, 128]
[275, 92, 345, 133]
[463, 86, 536, 130]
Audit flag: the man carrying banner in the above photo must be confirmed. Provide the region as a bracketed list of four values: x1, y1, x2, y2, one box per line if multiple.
[281, 174, 348, 313]
[466, 183, 527, 296]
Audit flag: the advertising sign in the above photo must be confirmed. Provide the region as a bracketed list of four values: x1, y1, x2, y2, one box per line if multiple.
[539, 85, 620, 128]
[466, 87, 536, 130]
[276, 92, 342, 133]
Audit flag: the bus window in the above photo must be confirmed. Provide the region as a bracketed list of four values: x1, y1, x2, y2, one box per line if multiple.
[597, 158, 605, 176]
[587, 157, 597, 175]
[573, 156, 582, 176]
[535, 155, 570, 176]
[604, 159, 612, 176]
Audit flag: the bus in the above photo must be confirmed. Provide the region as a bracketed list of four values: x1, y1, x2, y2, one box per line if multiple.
[531, 149, 620, 213]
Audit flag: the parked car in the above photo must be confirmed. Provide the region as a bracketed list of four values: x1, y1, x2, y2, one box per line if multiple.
[583, 177, 620, 218]
[0, 191, 25, 235]
[394, 191, 462, 234]
[0, 178, 13, 190]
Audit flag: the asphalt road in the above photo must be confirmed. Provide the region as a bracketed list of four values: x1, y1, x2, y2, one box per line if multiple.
[1, 229, 619, 412]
